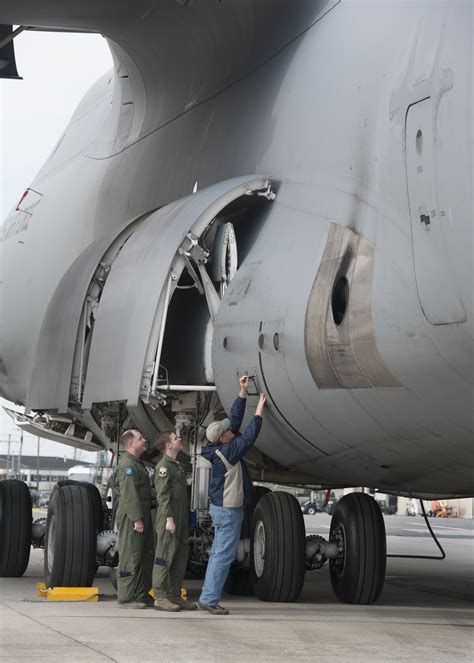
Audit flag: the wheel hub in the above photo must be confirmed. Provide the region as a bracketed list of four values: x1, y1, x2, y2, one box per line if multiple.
[46, 515, 55, 573]
[329, 521, 346, 578]
[253, 520, 266, 578]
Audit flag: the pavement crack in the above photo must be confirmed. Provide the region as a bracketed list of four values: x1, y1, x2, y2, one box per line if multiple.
[2, 602, 119, 662]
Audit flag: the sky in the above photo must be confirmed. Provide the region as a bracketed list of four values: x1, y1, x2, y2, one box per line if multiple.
[0, 30, 112, 461]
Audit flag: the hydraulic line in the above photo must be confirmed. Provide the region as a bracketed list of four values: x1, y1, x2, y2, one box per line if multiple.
[387, 499, 446, 560]
[321, 488, 332, 509]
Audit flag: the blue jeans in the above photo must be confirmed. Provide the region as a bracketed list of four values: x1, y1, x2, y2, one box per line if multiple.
[199, 504, 244, 606]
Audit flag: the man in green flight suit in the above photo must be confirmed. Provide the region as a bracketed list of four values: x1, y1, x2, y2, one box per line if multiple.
[152, 431, 196, 612]
[114, 428, 154, 608]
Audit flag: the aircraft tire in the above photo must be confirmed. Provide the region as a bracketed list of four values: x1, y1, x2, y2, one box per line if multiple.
[250, 491, 305, 602]
[55, 479, 79, 489]
[224, 486, 272, 596]
[329, 492, 386, 604]
[79, 483, 105, 534]
[44, 484, 97, 587]
[0, 480, 32, 577]
[253, 485, 271, 502]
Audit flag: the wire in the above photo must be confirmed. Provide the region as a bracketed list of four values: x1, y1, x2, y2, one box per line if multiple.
[387, 499, 446, 560]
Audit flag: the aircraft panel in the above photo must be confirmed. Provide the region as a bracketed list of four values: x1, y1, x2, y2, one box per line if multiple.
[26, 233, 116, 413]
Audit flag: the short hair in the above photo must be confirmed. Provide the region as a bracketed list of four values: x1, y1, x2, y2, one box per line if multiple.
[155, 430, 173, 454]
[121, 428, 140, 449]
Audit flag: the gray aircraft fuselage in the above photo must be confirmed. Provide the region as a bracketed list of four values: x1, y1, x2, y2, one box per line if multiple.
[0, 0, 472, 497]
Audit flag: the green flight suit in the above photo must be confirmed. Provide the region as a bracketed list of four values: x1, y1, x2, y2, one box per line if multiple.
[152, 454, 189, 601]
[115, 452, 154, 604]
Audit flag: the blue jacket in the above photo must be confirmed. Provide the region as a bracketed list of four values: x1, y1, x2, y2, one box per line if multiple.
[202, 397, 262, 507]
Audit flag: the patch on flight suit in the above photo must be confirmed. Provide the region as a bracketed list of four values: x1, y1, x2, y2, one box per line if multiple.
[125, 468, 134, 475]
[158, 467, 168, 477]
[154, 557, 167, 566]
[119, 570, 133, 577]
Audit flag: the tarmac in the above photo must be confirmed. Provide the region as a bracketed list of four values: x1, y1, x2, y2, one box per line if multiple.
[0, 514, 473, 662]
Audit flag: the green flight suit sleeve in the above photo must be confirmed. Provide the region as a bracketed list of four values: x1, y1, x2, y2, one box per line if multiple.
[154, 463, 173, 518]
[116, 465, 144, 522]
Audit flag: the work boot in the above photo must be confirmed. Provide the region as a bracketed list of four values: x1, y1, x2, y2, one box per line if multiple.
[171, 597, 197, 610]
[197, 601, 229, 615]
[154, 598, 181, 612]
[117, 601, 146, 609]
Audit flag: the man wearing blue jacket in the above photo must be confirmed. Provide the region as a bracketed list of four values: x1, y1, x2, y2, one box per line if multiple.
[198, 375, 266, 615]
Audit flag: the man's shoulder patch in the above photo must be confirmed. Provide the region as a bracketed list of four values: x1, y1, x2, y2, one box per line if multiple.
[125, 467, 134, 475]
[158, 466, 168, 478]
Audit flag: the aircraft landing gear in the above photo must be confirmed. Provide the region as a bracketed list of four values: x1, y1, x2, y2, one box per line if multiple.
[329, 492, 386, 604]
[250, 491, 306, 602]
[44, 483, 97, 587]
[0, 480, 32, 577]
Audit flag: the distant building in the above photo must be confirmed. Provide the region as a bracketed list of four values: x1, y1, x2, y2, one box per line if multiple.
[0, 455, 94, 491]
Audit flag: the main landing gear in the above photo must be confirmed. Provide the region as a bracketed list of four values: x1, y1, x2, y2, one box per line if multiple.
[0, 479, 118, 588]
[220, 490, 386, 604]
[0, 476, 386, 605]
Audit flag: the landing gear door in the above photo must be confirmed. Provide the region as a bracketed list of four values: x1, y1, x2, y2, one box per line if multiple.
[82, 176, 274, 408]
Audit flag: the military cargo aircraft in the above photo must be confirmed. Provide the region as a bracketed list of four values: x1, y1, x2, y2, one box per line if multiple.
[0, 0, 472, 605]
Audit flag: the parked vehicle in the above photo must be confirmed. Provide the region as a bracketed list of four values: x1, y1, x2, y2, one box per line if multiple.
[301, 500, 321, 515]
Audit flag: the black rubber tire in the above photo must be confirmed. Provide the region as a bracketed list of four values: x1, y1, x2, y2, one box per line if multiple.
[0, 480, 32, 577]
[307, 507, 316, 515]
[253, 485, 271, 503]
[44, 484, 97, 587]
[55, 480, 79, 489]
[250, 491, 305, 602]
[79, 483, 104, 533]
[53, 480, 104, 533]
[329, 492, 386, 604]
[224, 485, 272, 596]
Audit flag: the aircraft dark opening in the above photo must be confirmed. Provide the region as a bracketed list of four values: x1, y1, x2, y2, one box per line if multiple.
[157, 181, 274, 388]
[416, 129, 423, 154]
[273, 333, 280, 350]
[331, 277, 349, 326]
[258, 334, 265, 349]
